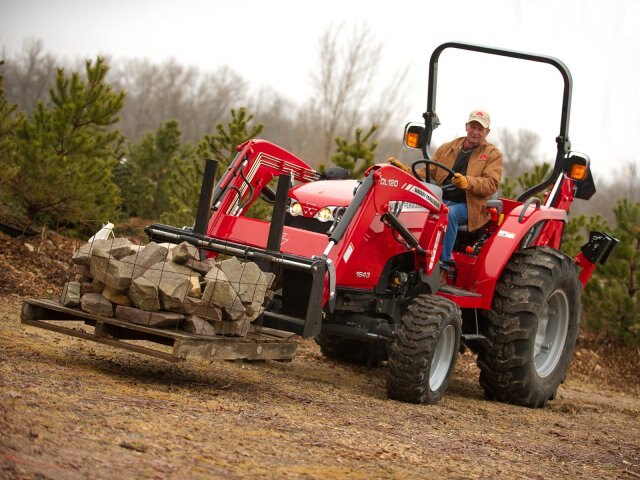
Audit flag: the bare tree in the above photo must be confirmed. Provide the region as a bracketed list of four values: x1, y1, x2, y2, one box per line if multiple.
[573, 160, 640, 222]
[112, 58, 197, 141]
[611, 161, 640, 203]
[496, 128, 541, 179]
[310, 23, 411, 165]
[111, 59, 248, 143]
[494, 127, 638, 222]
[2, 38, 58, 112]
[188, 66, 248, 140]
[311, 24, 382, 162]
[366, 62, 411, 139]
[251, 87, 301, 149]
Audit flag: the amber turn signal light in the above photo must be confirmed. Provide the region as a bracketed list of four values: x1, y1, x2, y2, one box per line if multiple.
[569, 163, 587, 180]
[564, 152, 590, 181]
[403, 123, 424, 149]
[405, 132, 420, 148]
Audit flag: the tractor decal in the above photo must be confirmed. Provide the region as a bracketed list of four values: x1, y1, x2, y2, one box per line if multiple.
[401, 183, 441, 210]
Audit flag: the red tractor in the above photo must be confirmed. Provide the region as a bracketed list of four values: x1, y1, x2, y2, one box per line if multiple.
[147, 42, 617, 407]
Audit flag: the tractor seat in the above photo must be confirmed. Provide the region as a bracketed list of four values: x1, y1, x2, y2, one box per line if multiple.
[422, 183, 503, 232]
[423, 182, 443, 200]
[458, 192, 503, 232]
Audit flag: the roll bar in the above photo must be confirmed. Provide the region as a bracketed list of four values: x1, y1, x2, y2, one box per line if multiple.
[422, 42, 573, 202]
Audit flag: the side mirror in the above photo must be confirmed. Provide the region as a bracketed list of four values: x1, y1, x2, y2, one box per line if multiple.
[403, 122, 425, 150]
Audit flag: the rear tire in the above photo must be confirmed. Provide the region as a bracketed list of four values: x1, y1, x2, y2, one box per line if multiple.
[387, 294, 461, 404]
[476, 247, 581, 408]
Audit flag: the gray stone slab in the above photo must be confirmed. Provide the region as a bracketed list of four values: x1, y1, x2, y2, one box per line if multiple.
[102, 286, 133, 307]
[203, 266, 245, 321]
[219, 257, 275, 306]
[115, 305, 184, 328]
[181, 315, 216, 336]
[80, 293, 114, 317]
[211, 318, 250, 337]
[120, 242, 170, 279]
[60, 281, 81, 308]
[142, 262, 191, 312]
[129, 276, 161, 311]
[184, 258, 215, 275]
[171, 242, 199, 264]
[182, 296, 223, 321]
[88, 246, 134, 291]
[72, 238, 136, 265]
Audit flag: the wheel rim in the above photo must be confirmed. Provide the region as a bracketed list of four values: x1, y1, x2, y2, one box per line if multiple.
[534, 289, 569, 378]
[430, 324, 456, 391]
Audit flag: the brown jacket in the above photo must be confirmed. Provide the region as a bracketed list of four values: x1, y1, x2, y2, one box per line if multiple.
[430, 137, 503, 232]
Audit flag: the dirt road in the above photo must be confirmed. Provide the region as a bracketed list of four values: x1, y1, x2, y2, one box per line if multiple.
[1, 234, 639, 479]
[1, 291, 639, 479]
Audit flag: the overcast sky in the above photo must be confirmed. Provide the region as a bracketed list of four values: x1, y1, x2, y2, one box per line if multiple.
[1, 0, 638, 181]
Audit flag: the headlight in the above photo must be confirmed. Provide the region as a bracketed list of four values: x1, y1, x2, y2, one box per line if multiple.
[314, 207, 334, 222]
[289, 201, 302, 216]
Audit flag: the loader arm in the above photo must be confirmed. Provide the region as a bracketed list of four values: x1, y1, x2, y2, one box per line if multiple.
[149, 146, 449, 338]
[320, 164, 449, 288]
[210, 139, 321, 223]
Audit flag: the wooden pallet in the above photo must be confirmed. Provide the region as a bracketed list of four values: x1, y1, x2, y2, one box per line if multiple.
[21, 298, 298, 362]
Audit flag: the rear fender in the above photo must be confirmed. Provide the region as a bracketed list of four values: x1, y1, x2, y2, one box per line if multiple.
[458, 203, 568, 309]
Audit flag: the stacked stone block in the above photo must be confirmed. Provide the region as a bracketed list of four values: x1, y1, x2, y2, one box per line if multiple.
[60, 237, 275, 337]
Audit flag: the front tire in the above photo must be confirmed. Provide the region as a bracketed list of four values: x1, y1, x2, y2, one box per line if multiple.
[477, 247, 582, 408]
[387, 294, 461, 404]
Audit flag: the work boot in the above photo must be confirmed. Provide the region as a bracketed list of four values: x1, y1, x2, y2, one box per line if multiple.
[439, 269, 448, 285]
[439, 259, 457, 285]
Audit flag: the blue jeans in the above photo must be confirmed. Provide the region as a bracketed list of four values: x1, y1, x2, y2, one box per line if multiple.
[441, 201, 468, 261]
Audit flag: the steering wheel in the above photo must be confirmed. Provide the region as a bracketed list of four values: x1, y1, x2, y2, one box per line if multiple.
[411, 159, 458, 192]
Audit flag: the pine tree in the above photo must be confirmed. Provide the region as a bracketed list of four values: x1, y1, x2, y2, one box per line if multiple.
[161, 108, 264, 226]
[560, 213, 608, 258]
[0, 61, 22, 191]
[3, 57, 124, 233]
[330, 125, 378, 179]
[499, 162, 551, 199]
[116, 120, 190, 219]
[196, 107, 264, 176]
[582, 199, 640, 345]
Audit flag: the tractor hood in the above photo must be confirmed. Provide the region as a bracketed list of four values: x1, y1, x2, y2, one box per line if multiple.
[289, 179, 359, 211]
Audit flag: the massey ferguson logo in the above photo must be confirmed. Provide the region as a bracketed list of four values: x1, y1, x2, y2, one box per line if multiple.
[402, 184, 441, 210]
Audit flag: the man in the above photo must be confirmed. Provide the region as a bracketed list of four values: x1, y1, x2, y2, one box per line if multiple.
[390, 110, 503, 279]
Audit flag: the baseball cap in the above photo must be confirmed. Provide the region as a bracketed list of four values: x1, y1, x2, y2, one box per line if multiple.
[467, 110, 491, 128]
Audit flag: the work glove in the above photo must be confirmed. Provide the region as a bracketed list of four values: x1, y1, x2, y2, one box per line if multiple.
[387, 156, 411, 173]
[452, 173, 468, 190]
